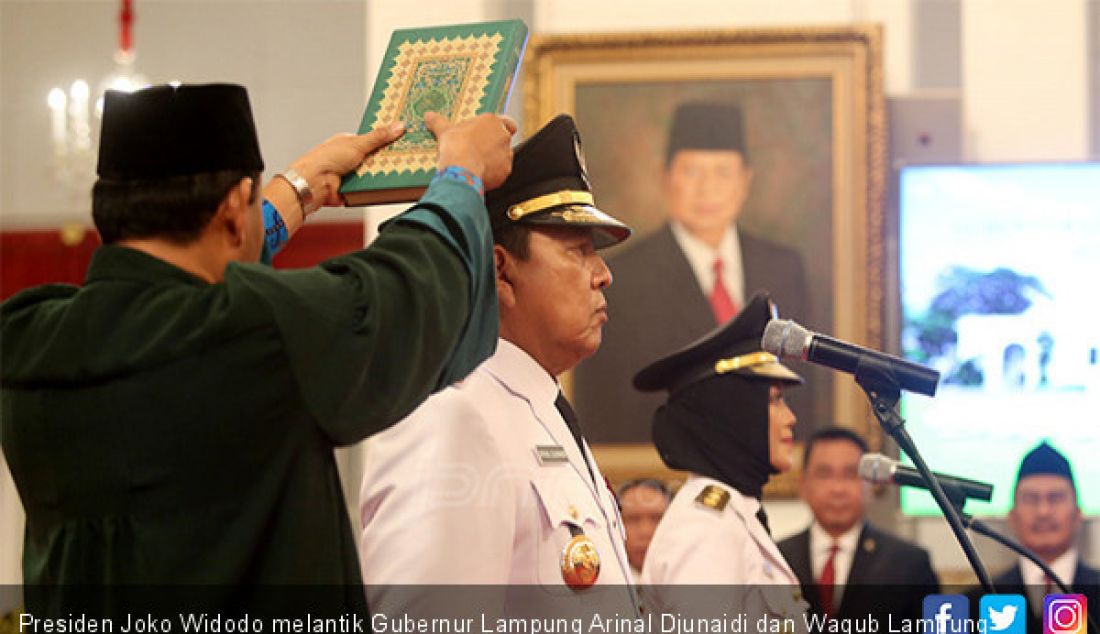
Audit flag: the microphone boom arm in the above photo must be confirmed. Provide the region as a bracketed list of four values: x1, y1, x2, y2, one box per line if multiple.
[854, 356, 996, 594]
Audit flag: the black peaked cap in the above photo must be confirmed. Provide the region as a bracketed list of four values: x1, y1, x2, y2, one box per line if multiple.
[634, 292, 803, 394]
[486, 114, 630, 250]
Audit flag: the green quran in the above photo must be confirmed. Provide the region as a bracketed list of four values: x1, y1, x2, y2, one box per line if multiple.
[340, 19, 529, 206]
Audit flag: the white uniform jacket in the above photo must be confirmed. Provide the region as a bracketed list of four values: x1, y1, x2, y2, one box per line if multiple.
[360, 339, 638, 615]
[641, 476, 808, 626]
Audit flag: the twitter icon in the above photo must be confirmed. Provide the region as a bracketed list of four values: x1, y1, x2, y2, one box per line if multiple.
[981, 594, 1027, 634]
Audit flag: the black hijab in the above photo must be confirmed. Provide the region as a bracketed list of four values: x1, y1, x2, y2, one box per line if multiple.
[652, 372, 775, 500]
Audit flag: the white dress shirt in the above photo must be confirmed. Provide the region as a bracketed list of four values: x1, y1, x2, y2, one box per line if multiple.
[809, 521, 863, 608]
[360, 339, 638, 616]
[670, 221, 745, 308]
[1020, 548, 1079, 614]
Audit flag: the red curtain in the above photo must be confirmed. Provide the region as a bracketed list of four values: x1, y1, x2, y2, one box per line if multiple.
[0, 222, 366, 301]
[0, 228, 101, 301]
[271, 222, 367, 269]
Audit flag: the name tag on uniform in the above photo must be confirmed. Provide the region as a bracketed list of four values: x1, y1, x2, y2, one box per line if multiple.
[534, 445, 568, 465]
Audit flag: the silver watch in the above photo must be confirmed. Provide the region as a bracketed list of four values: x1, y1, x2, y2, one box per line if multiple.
[279, 168, 315, 215]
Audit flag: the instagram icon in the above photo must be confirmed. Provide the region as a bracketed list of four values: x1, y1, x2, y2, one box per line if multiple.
[1044, 594, 1087, 634]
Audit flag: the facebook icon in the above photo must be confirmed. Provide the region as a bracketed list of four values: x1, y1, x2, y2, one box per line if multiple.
[924, 595, 970, 634]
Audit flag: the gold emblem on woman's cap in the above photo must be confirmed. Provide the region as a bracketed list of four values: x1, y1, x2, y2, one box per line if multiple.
[560, 534, 600, 589]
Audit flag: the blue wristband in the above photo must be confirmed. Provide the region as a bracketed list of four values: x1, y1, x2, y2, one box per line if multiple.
[263, 199, 289, 255]
[433, 165, 485, 199]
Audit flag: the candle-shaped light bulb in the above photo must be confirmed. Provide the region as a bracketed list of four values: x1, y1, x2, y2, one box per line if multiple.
[70, 79, 89, 102]
[48, 87, 66, 110]
[69, 79, 91, 153]
[48, 88, 67, 149]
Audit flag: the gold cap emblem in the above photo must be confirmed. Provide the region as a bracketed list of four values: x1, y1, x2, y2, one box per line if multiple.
[560, 534, 601, 589]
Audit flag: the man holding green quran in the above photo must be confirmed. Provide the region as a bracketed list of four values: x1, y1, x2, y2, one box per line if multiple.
[0, 82, 515, 610]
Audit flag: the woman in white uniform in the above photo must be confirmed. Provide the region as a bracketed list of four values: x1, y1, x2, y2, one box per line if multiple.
[636, 292, 809, 626]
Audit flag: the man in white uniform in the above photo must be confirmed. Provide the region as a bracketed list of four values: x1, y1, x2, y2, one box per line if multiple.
[636, 293, 809, 624]
[359, 115, 638, 618]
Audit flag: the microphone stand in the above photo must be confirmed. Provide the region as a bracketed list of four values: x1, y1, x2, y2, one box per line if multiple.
[853, 356, 995, 593]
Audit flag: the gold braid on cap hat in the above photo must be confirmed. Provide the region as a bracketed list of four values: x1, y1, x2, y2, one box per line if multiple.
[714, 352, 780, 375]
[507, 191, 594, 221]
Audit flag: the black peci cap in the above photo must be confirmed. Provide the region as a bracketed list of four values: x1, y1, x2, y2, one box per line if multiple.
[485, 114, 630, 250]
[1016, 441, 1076, 490]
[97, 83, 264, 180]
[665, 101, 747, 165]
[634, 291, 803, 394]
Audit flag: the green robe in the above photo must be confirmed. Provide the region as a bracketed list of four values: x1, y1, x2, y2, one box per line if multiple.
[0, 179, 497, 610]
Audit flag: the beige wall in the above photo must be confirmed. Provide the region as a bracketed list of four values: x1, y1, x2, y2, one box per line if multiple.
[962, 0, 1090, 160]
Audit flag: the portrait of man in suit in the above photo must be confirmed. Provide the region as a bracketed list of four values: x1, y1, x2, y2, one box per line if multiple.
[778, 428, 938, 622]
[574, 100, 815, 442]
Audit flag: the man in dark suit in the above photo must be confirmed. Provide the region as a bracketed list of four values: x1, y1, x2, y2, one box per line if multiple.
[574, 102, 810, 442]
[779, 428, 938, 623]
[983, 442, 1099, 631]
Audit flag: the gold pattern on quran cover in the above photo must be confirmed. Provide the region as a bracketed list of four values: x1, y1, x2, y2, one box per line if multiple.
[357, 34, 503, 177]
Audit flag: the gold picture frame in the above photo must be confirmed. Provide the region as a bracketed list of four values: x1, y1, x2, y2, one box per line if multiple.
[525, 25, 886, 497]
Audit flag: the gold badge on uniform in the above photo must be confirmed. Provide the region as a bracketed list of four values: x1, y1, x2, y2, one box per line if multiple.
[695, 484, 731, 511]
[560, 533, 601, 589]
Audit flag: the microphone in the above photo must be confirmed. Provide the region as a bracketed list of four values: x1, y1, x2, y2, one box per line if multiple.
[859, 453, 994, 502]
[761, 319, 940, 396]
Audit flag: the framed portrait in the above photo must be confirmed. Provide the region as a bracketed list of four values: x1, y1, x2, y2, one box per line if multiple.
[524, 26, 887, 495]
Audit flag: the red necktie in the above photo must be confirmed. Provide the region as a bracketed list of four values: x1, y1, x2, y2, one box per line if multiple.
[709, 257, 738, 324]
[818, 543, 839, 617]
